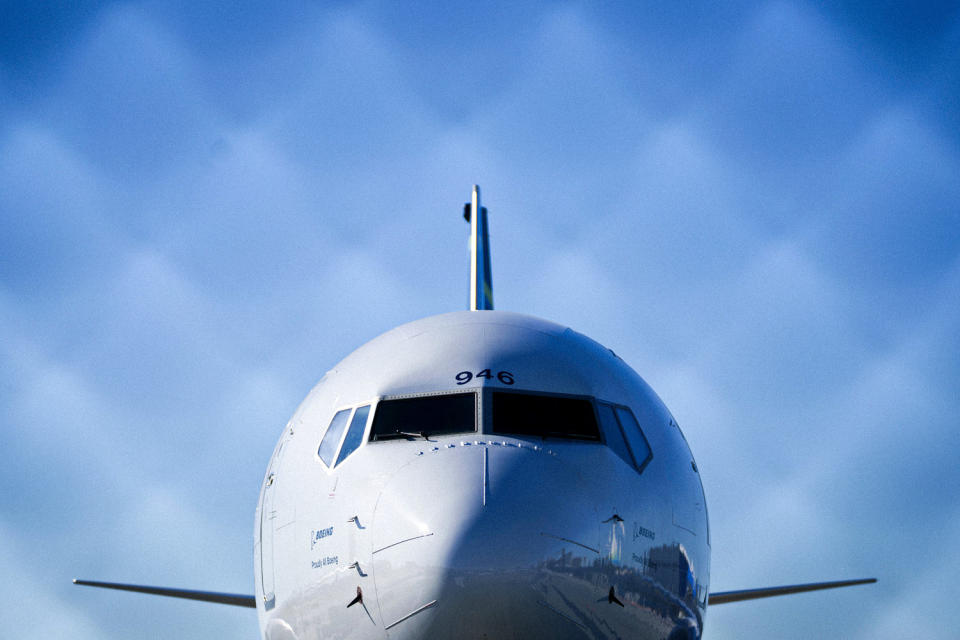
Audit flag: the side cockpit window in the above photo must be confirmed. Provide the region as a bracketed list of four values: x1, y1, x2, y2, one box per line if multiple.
[317, 404, 371, 469]
[491, 391, 600, 441]
[597, 402, 653, 473]
[317, 409, 350, 467]
[598, 403, 635, 466]
[336, 405, 370, 466]
[615, 406, 652, 471]
[370, 392, 476, 441]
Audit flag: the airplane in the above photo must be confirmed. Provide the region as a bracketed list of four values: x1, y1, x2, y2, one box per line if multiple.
[75, 186, 875, 639]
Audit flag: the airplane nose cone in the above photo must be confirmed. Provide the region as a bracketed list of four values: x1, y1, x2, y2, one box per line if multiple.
[371, 440, 601, 638]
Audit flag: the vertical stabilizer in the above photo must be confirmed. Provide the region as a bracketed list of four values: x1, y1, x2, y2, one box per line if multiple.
[465, 185, 494, 310]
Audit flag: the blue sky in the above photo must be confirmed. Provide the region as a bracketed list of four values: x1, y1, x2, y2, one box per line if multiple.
[2, 2, 958, 638]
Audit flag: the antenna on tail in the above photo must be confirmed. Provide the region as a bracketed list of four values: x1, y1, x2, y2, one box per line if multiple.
[463, 185, 494, 311]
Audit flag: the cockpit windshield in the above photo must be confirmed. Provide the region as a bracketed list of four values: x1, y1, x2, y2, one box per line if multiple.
[321, 389, 648, 471]
[490, 391, 600, 441]
[370, 392, 477, 441]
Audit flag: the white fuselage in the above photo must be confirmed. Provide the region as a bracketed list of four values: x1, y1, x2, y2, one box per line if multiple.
[255, 311, 710, 640]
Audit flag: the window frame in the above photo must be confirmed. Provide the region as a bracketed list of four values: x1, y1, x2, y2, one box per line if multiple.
[600, 402, 653, 474]
[335, 404, 372, 468]
[485, 387, 603, 442]
[367, 389, 480, 443]
[596, 402, 638, 467]
[315, 402, 373, 471]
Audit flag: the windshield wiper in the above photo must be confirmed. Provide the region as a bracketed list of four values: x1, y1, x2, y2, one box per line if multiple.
[373, 431, 411, 441]
[396, 430, 430, 441]
[374, 430, 430, 441]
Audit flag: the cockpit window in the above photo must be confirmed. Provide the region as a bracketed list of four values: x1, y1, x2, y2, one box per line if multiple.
[318, 408, 350, 466]
[335, 405, 370, 466]
[614, 406, 653, 471]
[598, 403, 636, 467]
[370, 392, 476, 441]
[490, 391, 600, 440]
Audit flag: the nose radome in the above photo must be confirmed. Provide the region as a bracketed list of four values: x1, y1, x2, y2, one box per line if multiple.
[370, 441, 600, 637]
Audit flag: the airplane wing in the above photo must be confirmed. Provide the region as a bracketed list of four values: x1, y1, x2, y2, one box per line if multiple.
[708, 577, 876, 605]
[74, 577, 876, 609]
[72, 579, 256, 608]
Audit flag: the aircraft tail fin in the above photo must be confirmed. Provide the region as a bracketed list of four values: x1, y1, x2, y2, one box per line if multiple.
[73, 579, 255, 608]
[464, 185, 493, 311]
[708, 577, 876, 605]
